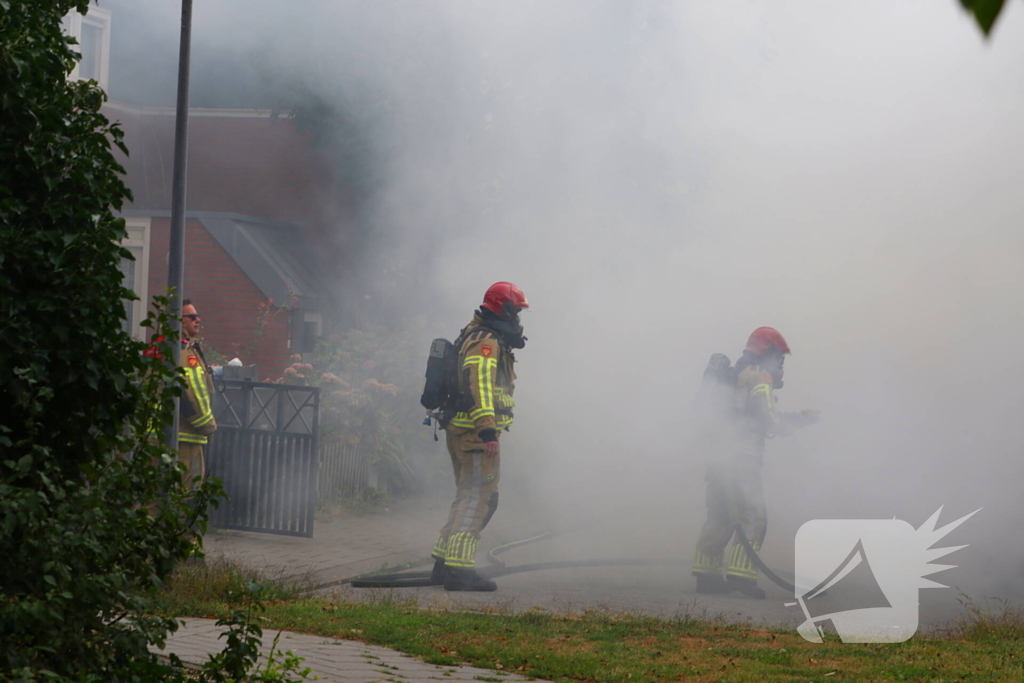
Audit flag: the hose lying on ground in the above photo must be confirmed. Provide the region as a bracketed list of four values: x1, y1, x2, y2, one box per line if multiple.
[731, 524, 796, 594]
[346, 521, 796, 594]
[347, 558, 691, 588]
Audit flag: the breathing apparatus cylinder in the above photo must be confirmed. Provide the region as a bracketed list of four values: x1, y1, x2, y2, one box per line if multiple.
[420, 338, 454, 411]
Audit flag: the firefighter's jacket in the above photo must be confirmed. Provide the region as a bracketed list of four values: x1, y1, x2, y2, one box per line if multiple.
[179, 339, 217, 445]
[447, 315, 516, 434]
[732, 364, 794, 460]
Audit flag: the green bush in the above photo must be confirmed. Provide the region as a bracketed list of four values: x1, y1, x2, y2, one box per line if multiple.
[0, 2, 221, 680]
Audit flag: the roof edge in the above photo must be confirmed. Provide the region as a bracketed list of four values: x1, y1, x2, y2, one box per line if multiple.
[117, 210, 304, 231]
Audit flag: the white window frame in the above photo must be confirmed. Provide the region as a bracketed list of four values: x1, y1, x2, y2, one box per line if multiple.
[121, 217, 151, 340]
[303, 311, 323, 337]
[64, 6, 112, 91]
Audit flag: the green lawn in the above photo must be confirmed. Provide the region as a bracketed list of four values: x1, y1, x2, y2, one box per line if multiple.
[161, 560, 1024, 683]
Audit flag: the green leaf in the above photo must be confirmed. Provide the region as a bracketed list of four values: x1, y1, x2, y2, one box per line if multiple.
[960, 0, 1007, 35]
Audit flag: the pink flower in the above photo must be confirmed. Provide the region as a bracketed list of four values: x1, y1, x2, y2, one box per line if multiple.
[362, 360, 376, 371]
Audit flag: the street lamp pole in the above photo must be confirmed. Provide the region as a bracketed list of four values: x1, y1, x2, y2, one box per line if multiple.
[164, 0, 194, 450]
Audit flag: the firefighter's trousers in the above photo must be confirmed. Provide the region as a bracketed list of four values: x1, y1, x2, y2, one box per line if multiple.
[692, 454, 766, 583]
[178, 442, 206, 489]
[432, 427, 501, 570]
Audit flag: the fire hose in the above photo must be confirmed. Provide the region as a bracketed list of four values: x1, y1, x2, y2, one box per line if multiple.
[347, 523, 795, 594]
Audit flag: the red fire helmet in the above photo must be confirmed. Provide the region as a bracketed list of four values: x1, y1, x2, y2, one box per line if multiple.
[745, 327, 791, 357]
[481, 282, 529, 316]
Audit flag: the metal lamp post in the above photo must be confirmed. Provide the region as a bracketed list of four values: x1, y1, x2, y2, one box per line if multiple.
[164, 0, 193, 450]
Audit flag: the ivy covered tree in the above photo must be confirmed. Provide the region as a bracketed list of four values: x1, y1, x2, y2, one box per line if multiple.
[0, 2, 221, 680]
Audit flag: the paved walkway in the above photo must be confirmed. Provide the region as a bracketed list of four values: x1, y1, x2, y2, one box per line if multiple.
[200, 493, 550, 586]
[166, 494, 554, 681]
[157, 617, 549, 682]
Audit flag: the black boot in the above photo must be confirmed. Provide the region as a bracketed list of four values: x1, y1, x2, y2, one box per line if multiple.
[430, 558, 447, 585]
[694, 573, 728, 594]
[726, 575, 765, 600]
[444, 567, 497, 592]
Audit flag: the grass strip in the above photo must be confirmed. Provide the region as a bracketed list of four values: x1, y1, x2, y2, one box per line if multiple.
[161, 561, 1024, 683]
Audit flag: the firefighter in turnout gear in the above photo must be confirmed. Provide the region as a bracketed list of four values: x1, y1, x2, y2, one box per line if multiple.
[177, 300, 216, 487]
[691, 327, 819, 599]
[432, 282, 528, 591]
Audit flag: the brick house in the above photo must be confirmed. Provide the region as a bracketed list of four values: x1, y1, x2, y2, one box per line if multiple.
[71, 3, 345, 379]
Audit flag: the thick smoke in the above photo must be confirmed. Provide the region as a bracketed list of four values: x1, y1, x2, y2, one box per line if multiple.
[115, 0, 1024, 608]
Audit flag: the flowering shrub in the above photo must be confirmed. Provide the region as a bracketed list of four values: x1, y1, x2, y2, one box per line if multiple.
[276, 321, 428, 492]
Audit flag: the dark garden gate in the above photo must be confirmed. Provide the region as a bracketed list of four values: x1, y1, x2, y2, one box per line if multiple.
[206, 379, 320, 537]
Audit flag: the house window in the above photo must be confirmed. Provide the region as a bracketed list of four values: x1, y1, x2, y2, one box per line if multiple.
[299, 311, 323, 353]
[120, 218, 151, 340]
[64, 6, 111, 90]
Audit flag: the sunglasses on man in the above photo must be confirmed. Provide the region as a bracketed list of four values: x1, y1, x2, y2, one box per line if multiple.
[183, 314, 200, 321]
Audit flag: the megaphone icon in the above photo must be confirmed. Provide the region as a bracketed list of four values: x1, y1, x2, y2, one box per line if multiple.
[797, 539, 892, 641]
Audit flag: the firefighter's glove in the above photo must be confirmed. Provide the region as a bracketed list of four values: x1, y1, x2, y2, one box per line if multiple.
[479, 428, 499, 457]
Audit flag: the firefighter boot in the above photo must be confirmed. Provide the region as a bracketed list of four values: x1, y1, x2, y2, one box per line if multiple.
[694, 573, 728, 594]
[444, 568, 497, 592]
[430, 558, 447, 585]
[726, 575, 766, 600]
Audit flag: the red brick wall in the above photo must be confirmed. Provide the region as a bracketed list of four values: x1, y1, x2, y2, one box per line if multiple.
[107, 106, 345, 262]
[147, 217, 292, 379]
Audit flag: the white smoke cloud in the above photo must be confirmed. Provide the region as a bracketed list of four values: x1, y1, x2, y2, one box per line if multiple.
[115, 0, 1024, 606]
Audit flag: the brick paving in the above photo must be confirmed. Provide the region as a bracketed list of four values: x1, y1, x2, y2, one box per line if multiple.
[160, 493, 554, 681]
[156, 617, 549, 682]
[200, 492, 546, 586]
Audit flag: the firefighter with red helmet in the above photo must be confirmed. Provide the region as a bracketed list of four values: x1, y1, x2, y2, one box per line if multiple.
[431, 282, 529, 591]
[691, 327, 819, 598]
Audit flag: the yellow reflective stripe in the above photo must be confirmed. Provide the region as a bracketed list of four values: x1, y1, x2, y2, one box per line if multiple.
[726, 540, 759, 579]
[445, 532, 478, 568]
[463, 355, 496, 420]
[178, 433, 208, 444]
[749, 383, 781, 427]
[191, 413, 214, 428]
[464, 355, 495, 413]
[692, 549, 723, 574]
[432, 536, 448, 559]
[187, 367, 213, 421]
